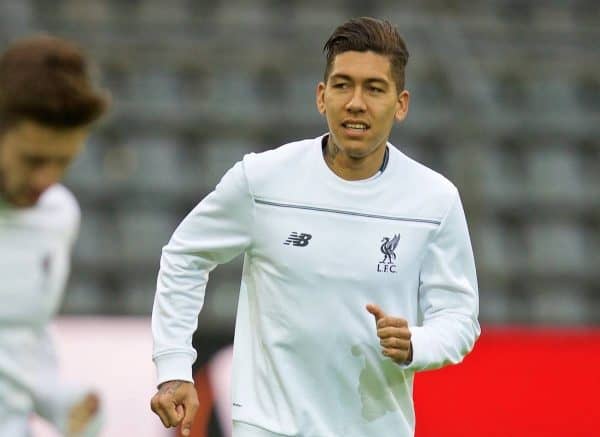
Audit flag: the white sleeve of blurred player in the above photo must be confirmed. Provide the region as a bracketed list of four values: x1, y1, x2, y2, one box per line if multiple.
[32, 328, 102, 436]
[406, 193, 480, 371]
[152, 161, 254, 385]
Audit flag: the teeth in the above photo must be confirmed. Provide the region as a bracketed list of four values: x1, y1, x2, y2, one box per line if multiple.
[345, 123, 367, 129]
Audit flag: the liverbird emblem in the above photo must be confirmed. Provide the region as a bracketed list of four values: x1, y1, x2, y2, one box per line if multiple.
[380, 234, 400, 264]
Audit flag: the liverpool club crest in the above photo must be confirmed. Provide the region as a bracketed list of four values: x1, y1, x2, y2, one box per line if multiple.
[377, 234, 400, 273]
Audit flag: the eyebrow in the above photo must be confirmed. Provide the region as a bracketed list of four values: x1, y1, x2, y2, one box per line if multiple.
[329, 74, 390, 86]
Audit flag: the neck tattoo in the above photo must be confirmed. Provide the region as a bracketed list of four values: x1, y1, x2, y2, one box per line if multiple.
[324, 138, 340, 169]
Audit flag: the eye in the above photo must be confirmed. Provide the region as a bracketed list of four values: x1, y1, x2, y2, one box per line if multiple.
[370, 86, 384, 93]
[332, 82, 348, 89]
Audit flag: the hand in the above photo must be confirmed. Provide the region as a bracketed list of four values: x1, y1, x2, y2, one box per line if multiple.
[67, 392, 100, 436]
[150, 380, 199, 436]
[366, 303, 413, 365]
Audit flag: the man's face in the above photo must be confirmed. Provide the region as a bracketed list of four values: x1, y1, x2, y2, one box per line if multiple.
[0, 120, 88, 207]
[316, 50, 409, 159]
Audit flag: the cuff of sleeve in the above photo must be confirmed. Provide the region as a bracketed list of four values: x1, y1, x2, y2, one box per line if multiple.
[402, 326, 429, 371]
[154, 353, 194, 387]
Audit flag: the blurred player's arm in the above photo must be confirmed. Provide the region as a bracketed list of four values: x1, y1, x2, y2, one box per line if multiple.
[32, 329, 101, 436]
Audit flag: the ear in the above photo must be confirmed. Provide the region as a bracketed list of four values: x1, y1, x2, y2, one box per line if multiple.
[316, 82, 326, 115]
[395, 89, 410, 122]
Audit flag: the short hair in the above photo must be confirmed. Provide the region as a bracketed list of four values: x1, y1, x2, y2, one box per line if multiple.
[0, 34, 110, 133]
[323, 17, 410, 92]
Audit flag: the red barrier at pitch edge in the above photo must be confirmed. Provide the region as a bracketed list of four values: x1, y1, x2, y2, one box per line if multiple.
[414, 327, 600, 437]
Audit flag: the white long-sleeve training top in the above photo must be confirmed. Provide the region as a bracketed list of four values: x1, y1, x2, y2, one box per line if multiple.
[152, 135, 480, 437]
[0, 185, 83, 426]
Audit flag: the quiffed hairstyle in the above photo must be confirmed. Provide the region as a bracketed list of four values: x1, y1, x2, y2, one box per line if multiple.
[323, 17, 410, 92]
[0, 34, 110, 132]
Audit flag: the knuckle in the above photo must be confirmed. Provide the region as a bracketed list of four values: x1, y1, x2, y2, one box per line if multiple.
[151, 397, 162, 410]
[158, 393, 171, 403]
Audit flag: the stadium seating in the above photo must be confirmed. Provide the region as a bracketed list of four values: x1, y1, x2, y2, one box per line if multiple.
[2, 0, 597, 325]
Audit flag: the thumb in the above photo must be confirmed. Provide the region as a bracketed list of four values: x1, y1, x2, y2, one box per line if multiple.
[180, 396, 198, 436]
[366, 303, 386, 321]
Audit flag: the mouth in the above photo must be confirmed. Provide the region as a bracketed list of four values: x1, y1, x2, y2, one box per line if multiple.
[341, 121, 370, 138]
[341, 121, 370, 131]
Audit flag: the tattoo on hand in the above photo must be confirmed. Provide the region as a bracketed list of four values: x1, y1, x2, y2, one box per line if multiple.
[160, 381, 183, 396]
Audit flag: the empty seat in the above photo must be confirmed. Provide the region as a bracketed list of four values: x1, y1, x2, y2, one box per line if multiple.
[62, 0, 110, 24]
[73, 211, 120, 267]
[529, 77, 577, 114]
[575, 73, 600, 110]
[120, 276, 158, 315]
[129, 67, 180, 107]
[475, 220, 515, 274]
[287, 74, 323, 125]
[526, 147, 584, 205]
[63, 275, 109, 314]
[205, 72, 260, 121]
[136, 0, 188, 24]
[117, 134, 187, 195]
[530, 284, 588, 324]
[199, 139, 259, 189]
[526, 222, 586, 275]
[478, 287, 511, 324]
[64, 136, 108, 194]
[116, 209, 177, 265]
[478, 145, 527, 206]
[0, 1, 33, 33]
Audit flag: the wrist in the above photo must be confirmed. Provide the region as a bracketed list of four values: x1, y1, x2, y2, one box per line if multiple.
[405, 341, 413, 364]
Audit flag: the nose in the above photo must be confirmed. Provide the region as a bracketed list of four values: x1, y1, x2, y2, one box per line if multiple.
[345, 87, 367, 113]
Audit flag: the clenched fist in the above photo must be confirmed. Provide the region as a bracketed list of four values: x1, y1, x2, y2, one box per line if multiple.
[366, 303, 413, 365]
[150, 380, 198, 436]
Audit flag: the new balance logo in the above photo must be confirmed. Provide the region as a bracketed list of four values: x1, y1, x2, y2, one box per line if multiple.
[283, 232, 312, 247]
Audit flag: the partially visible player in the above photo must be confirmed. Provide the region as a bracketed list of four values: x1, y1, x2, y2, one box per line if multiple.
[0, 35, 110, 436]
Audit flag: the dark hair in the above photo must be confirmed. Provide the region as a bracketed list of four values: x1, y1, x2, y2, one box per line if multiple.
[323, 17, 409, 92]
[0, 34, 110, 133]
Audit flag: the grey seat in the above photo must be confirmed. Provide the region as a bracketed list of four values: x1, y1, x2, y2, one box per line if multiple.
[530, 284, 588, 324]
[526, 147, 584, 205]
[116, 209, 177, 266]
[117, 134, 186, 195]
[199, 139, 259, 189]
[526, 222, 586, 275]
[73, 211, 120, 268]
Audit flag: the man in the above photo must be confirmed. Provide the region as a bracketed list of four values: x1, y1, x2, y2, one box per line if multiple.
[151, 17, 480, 437]
[0, 35, 109, 435]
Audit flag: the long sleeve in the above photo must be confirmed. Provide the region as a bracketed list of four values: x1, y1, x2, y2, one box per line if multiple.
[32, 328, 91, 434]
[407, 192, 480, 371]
[152, 160, 255, 385]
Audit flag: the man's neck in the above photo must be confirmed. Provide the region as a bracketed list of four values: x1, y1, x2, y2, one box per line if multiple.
[322, 135, 388, 181]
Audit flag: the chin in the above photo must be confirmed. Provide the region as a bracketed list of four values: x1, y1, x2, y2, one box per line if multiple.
[343, 142, 376, 159]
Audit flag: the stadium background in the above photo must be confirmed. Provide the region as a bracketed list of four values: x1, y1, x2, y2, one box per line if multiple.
[1, 0, 598, 436]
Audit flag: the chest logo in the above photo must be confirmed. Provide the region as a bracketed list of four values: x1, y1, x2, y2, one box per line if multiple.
[378, 234, 400, 273]
[283, 232, 312, 247]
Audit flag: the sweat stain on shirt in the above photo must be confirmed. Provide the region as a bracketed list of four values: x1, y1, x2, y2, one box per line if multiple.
[351, 343, 407, 421]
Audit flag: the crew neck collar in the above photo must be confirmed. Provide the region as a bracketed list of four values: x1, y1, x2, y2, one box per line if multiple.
[318, 134, 392, 185]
